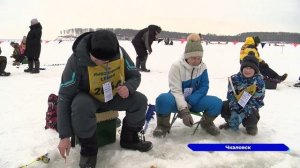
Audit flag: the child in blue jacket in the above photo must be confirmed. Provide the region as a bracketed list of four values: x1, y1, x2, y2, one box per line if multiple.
[220, 55, 265, 135]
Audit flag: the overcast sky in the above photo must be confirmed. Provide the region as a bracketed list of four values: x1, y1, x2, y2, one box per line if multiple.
[0, 0, 299, 40]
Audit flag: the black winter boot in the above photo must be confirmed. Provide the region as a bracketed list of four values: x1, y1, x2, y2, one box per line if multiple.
[31, 60, 40, 73]
[78, 133, 98, 168]
[153, 114, 171, 137]
[200, 113, 220, 136]
[79, 155, 97, 168]
[0, 71, 10, 76]
[279, 73, 288, 82]
[294, 82, 300, 87]
[140, 61, 150, 72]
[140, 56, 150, 72]
[136, 58, 141, 70]
[0, 57, 7, 73]
[24, 60, 33, 73]
[120, 125, 153, 152]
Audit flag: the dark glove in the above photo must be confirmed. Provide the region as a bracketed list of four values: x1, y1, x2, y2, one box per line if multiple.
[178, 108, 194, 127]
[229, 111, 245, 131]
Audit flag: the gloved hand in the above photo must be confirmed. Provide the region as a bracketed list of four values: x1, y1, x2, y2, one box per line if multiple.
[178, 108, 194, 127]
[229, 111, 245, 131]
[187, 103, 192, 110]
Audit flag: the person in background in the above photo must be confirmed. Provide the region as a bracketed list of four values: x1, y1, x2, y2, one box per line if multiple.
[57, 30, 153, 168]
[219, 55, 265, 135]
[10, 42, 25, 66]
[153, 33, 222, 137]
[20, 36, 27, 57]
[240, 36, 287, 83]
[293, 76, 300, 87]
[132, 25, 161, 72]
[24, 18, 42, 73]
[0, 47, 11, 76]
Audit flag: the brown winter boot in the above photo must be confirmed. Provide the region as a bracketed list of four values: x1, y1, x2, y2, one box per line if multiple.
[246, 126, 258, 136]
[153, 114, 171, 137]
[200, 113, 220, 136]
[219, 122, 230, 130]
[219, 118, 230, 130]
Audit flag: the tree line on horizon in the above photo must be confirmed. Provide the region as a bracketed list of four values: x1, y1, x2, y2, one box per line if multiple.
[59, 28, 300, 43]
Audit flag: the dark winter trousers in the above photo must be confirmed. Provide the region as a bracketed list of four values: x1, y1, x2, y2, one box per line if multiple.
[259, 62, 280, 79]
[71, 92, 148, 139]
[133, 45, 148, 70]
[221, 101, 260, 128]
[0, 56, 7, 73]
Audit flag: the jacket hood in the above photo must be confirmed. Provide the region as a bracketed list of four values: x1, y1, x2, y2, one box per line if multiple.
[180, 56, 206, 72]
[244, 37, 255, 45]
[29, 23, 42, 30]
[72, 32, 120, 66]
[72, 33, 95, 66]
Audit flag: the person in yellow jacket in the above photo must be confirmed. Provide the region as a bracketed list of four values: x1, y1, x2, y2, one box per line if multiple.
[240, 36, 287, 83]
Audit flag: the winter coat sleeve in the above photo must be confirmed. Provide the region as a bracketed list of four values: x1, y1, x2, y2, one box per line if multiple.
[57, 55, 80, 139]
[121, 47, 141, 94]
[169, 63, 188, 111]
[186, 70, 209, 106]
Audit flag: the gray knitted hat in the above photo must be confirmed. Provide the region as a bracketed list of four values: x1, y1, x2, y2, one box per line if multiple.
[31, 18, 39, 25]
[184, 33, 203, 59]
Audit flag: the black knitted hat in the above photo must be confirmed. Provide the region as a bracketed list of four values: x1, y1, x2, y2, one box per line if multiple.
[241, 55, 259, 74]
[90, 30, 119, 60]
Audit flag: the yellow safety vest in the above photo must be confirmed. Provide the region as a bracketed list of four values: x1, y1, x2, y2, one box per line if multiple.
[87, 57, 125, 102]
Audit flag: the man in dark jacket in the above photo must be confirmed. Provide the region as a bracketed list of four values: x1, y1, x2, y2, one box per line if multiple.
[0, 47, 10, 76]
[24, 18, 42, 73]
[132, 25, 161, 72]
[57, 30, 152, 168]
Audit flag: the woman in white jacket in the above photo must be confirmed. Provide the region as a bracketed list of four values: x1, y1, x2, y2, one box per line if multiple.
[153, 33, 222, 137]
